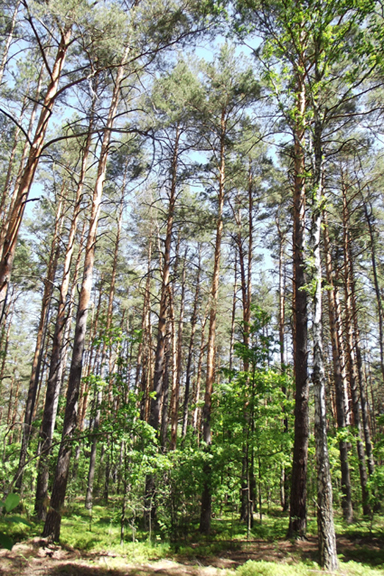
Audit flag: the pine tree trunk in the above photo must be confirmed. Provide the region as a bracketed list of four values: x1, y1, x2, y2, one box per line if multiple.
[200, 110, 226, 534]
[0, 62, 45, 259]
[192, 306, 209, 434]
[85, 387, 102, 509]
[182, 247, 201, 437]
[277, 214, 289, 512]
[137, 238, 152, 419]
[350, 249, 374, 476]
[34, 122, 93, 520]
[0, 28, 72, 323]
[342, 183, 370, 516]
[289, 72, 309, 539]
[86, 193, 123, 510]
[310, 119, 338, 570]
[43, 49, 129, 540]
[15, 194, 64, 492]
[363, 200, 384, 386]
[150, 125, 180, 432]
[170, 249, 187, 450]
[323, 211, 353, 523]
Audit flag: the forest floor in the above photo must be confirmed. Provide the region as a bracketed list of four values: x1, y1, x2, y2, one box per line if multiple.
[1, 532, 384, 576]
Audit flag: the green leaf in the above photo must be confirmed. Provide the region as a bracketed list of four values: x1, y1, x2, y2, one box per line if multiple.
[0, 532, 13, 550]
[4, 493, 20, 513]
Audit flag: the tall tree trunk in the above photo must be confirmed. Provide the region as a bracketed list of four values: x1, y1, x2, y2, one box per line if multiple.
[170, 248, 187, 450]
[342, 182, 370, 516]
[363, 198, 384, 386]
[182, 247, 201, 437]
[199, 110, 226, 534]
[229, 253, 237, 372]
[192, 305, 209, 434]
[0, 62, 45, 260]
[34, 119, 93, 520]
[43, 48, 129, 540]
[137, 238, 152, 418]
[310, 117, 337, 570]
[349, 247, 374, 476]
[150, 125, 180, 432]
[15, 194, 64, 491]
[86, 193, 124, 510]
[323, 210, 353, 523]
[277, 213, 289, 513]
[289, 70, 309, 539]
[0, 27, 72, 324]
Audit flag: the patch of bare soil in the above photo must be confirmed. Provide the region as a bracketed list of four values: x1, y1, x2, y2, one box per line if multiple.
[1, 534, 383, 575]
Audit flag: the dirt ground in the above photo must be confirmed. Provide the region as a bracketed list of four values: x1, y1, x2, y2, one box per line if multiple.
[0, 534, 383, 576]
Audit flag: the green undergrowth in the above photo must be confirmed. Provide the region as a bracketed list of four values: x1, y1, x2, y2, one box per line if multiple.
[2, 499, 384, 575]
[236, 560, 384, 576]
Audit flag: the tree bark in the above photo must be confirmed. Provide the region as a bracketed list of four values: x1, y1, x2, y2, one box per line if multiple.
[150, 125, 180, 432]
[15, 194, 64, 492]
[363, 198, 384, 386]
[34, 119, 93, 520]
[86, 192, 124, 510]
[310, 117, 338, 570]
[342, 181, 370, 516]
[323, 210, 353, 523]
[43, 48, 129, 540]
[349, 247, 374, 476]
[170, 248, 187, 450]
[182, 246, 201, 437]
[289, 69, 309, 539]
[199, 109, 226, 534]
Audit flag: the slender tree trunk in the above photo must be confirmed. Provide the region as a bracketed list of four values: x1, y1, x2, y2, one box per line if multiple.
[349, 248, 374, 476]
[160, 311, 172, 450]
[310, 117, 338, 570]
[170, 248, 187, 450]
[85, 386, 102, 509]
[150, 125, 180, 432]
[86, 193, 124, 510]
[200, 110, 226, 534]
[137, 238, 152, 416]
[0, 62, 45, 259]
[192, 306, 209, 434]
[0, 299, 14, 393]
[182, 247, 201, 437]
[277, 214, 289, 513]
[342, 182, 370, 516]
[363, 199, 384, 385]
[34, 121, 93, 520]
[289, 70, 309, 539]
[229, 253, 237, 372]
[0, 27, 72, 324]
[323, 210, 353, 523]
[43, 48, 129, 540]
[15, 195, 64, 491]
[0, 0, 20, 87]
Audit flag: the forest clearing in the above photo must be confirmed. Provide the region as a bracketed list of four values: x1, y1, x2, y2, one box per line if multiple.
[1, 0, 384, 573]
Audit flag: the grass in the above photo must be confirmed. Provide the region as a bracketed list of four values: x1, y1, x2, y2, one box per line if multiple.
[2, 500, 384, 575]
[236, 560, 384, 576]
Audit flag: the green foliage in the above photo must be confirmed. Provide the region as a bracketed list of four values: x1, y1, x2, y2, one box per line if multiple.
[237, 560, 318, 576]
[236, 559, 384, 576]
[0, 492, 23, 550]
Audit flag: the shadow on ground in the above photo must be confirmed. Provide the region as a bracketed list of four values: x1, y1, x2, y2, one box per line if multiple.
[1, 533, 384, 575]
